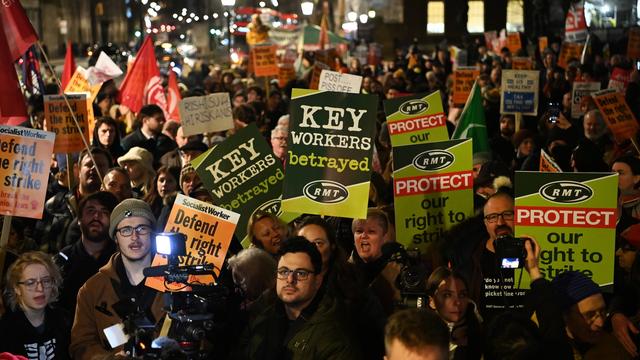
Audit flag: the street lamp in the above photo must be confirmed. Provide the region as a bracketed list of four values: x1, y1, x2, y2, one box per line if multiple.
[221, 0, 236, 65]
[301, 1, 314, 16]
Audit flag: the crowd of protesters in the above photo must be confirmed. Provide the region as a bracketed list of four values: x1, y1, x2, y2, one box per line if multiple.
[0, 26, 639, 360]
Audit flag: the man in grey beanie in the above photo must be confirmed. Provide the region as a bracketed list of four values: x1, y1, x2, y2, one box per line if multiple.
[70, 199, 165, 360]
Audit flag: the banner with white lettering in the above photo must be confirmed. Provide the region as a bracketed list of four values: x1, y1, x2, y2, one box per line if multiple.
[281, 89, 377, 219]
[383, 91, 448, 147]
[514, 171, 617, 290]
[194, 124, 292, 247]
[393, 139, 474, 254]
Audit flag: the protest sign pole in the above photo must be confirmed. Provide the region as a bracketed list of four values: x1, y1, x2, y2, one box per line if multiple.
[66, 154, 75, 189]
[631, 137, 640, 156]
[36, 42, 105, 186]
[0, 215, 12, 280]
[264, 77, 270, 100]
[515, 112, 522, 133]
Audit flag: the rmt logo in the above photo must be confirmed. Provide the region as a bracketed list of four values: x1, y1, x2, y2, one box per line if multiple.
[412, 150, 455, 171]
[539, 181, 593, 203]
[399, 99, 428, 115]
[303, 180, 348, 204]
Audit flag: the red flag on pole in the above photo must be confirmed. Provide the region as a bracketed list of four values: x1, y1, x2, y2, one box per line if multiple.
[166, 70, 181, 122]
[118, 36, 167, 114]
[61, 40, 76, 91]
[0, 0, 39, 60]
[0, 22, 28, 125]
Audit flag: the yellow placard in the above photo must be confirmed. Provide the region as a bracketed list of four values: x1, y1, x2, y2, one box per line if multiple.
[145, 194, 239, 292]
[558, 42, 584, 69]
[44, 94, 90, 153]
[592, 89, 639, 143]
[0, 126, 55, 219]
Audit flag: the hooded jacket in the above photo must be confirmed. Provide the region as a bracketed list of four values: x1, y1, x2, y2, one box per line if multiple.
[69, 253, 164, 360]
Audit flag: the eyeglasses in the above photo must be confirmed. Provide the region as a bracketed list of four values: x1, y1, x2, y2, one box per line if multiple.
[272, 136, 287, 142]
[277, 268, 314, 281]
[484, 211, 515, 223]
[18, 277, 53, 291]
[116, 224, 152, 237]
[580, 308, 608, 325]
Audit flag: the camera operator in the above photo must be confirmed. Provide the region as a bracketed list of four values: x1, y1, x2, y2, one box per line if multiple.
[477, 189, 528, 322]
[70, 199, 165, 360]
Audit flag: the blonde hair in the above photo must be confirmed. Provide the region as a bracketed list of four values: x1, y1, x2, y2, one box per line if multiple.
[4, 251, 62, 311]
[247, 211, 286, 249]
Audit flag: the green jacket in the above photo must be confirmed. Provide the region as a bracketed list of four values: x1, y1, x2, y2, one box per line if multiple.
[234, 290, 362, 360]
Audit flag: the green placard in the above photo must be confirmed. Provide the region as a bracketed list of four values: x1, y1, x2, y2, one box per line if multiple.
[281, 89, 377, 219]
[393, 139, 474, 254]
[383, 91, 448, 147]
[194, 124, 293, 247]
[514, 171, 618, 290]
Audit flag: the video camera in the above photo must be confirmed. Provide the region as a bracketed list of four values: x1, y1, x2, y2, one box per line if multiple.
[494, 235, 535, 269]
[116, 232, 230, 359]
[382, 243, 429, 309]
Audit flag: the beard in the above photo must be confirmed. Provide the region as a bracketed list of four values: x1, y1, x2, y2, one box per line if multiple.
[81, 222, 109, 243]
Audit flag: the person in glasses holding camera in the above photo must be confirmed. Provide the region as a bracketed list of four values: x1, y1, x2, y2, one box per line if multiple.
[234, 237, 360, 359]
[478, 189, 529, 322]
[0, 251, 71, 359]
[70, 199, 165, 360]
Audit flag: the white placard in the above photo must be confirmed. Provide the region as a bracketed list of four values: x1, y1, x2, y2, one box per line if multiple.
[571, 81, 600, 119]
[178, 93, 233, 136]
[318, 70, 363, 94]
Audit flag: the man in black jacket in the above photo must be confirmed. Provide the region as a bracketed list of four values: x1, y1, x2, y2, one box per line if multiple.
[121, 104, 176, 164]
[55, 191, 119, 320]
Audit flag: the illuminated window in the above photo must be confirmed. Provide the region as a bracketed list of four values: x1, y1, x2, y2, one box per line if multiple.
[506, 0, 524, 32]
[467, 1, 484, 33]
[427, 1, 445, 34]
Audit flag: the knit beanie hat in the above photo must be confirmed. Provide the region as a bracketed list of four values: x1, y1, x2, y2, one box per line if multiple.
[551, 271, 601, 310]
[109, 198, 156, 239]
[180, 163, 196, 185]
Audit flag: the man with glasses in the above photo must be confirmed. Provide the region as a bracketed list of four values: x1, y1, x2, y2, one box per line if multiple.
[234, 236, 360, 358]
[478, 189, 528, 321]
[270, 125, 288, 164]
[70, 199, 165, 360]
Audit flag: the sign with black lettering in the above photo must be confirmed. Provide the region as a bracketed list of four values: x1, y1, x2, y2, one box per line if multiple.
[393, 139, 473, 253]
[514, 171, 618, 290]
[194, 124, 292, 246]
[281, 89, 377, 219]
[318, 69, 362, 94]
[178, 93, 233, 136]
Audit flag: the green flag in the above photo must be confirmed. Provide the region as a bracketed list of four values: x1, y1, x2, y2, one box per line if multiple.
[451, 81, 490, 156]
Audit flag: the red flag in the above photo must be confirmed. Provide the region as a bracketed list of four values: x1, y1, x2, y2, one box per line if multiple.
[118, 36, 167, 114]
[0, 0, 39, 60]
[61, 40, 76, 91]
[0, 22, 28, 125]
[166, 70, 181, 122]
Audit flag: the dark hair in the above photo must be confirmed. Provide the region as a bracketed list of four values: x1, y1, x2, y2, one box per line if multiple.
[614, 155, 640, 176]
[278, 236, 323, 274]
[143, 165, 181, 215]
[297, 216, 337, 254]
[384, 309, 449, 357]
[484, 311, 545, 360]
[232, 104, 257, 124]
[138, 104, 164, 119]
[426, 266, 469, 297]
[247, 85, 265, 99]
[78, 191, 119, 217]
[92, 117, 121, 146]
[78, 146, 113, 169]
